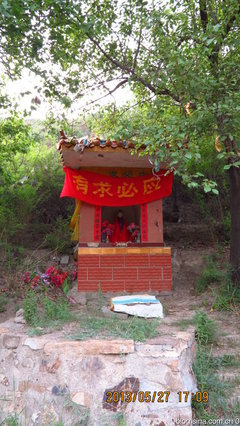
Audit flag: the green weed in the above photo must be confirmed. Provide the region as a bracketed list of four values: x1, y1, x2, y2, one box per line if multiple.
[188, 304, 198, 310]
[192, 347, 230, 419]
[44, 421, 64, 426]
[195, 255, 223, 294]
[212, 275, 240, 311]
[98, 410, 127, 426]
[192, 311, 239, 420]
[42, 402, 60, 426]
[233, 375, 240, 386]
[173, 310, 227, 420]
[0, 293, 7, 312]
[210, 354, 240, 369]
[33, 296, 75, 332]
[63, 393, 90, 424]
[23, 289, 38, 325]
[3, 413, 19, 426]
[97, 284, 105, 312]
[41, 296, 73, 322]
[162, 301, 169, 315]
[200, 299, 209, 308]
[116, 412, 126, 426]
[70, 315, 160, 342]
[28, 326, 46, 336]
[231, 402, 240, 417]
[194, 311, 217, 346]
[42, 296, 61, 320]
[170, 311, 216, 345]
[195, 256, 240, 311]
[169, 318, 195, 330]
[62, 278, 70, 295]
[24, 290, 74, 331]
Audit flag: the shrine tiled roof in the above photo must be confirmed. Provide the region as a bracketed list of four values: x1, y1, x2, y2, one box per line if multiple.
[57, 130, 151, 169]
[57, 130, 140, 152]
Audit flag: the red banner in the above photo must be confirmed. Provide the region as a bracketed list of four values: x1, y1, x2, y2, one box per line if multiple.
[60, 168, 173, 207]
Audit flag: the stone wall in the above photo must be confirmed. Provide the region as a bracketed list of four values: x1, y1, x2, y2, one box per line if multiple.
[0, 323, 196, 425]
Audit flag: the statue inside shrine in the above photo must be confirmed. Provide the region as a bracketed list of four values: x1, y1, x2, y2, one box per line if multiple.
[110, 209, 131, 243]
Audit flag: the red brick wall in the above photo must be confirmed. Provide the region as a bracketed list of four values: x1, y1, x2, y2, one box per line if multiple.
[78, 253, 172, 293]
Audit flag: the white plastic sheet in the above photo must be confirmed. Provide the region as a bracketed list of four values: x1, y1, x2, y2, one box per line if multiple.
[111, 294, 164, 318]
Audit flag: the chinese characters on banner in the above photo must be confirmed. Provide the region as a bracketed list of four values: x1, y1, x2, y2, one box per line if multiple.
[61, 168, 173, 206]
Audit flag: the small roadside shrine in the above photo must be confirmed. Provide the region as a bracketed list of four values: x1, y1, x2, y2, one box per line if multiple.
[58, 130, 173, 293]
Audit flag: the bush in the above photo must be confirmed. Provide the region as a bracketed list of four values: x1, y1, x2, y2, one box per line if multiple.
[43, 216, 73, 253]
[0, 127, 74, 246]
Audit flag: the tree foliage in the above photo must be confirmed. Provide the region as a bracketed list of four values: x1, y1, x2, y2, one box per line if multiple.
[1, 0, 239, 165]
[0, 118, 76, 243]
[1, 0, 240, 280]
[0, 115, 32, 182]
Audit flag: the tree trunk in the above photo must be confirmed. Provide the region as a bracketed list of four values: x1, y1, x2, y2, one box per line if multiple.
[229, 166, 240, 285]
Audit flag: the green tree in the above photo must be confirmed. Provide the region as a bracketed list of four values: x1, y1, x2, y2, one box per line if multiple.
[1, 0, 240, 282]
[0, 114, 32, 180]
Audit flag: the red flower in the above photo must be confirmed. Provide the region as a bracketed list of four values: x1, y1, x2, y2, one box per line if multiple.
[50, 275, 62, 288]
[46, 266, 55, 276]
[22, 272, 31, 284]
[102, 220, 109, 228]
[71, 270, 77, 280]
[132, 230, 138, 238]
[127, 222, 140, 234]
[47, 268, 68, 288]
[22, 265, 74, 291]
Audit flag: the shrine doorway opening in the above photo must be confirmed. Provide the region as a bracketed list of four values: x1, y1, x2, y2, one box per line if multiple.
[101, 205, 140, 227]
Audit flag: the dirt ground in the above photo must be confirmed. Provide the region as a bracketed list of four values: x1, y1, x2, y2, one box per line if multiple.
[0, 241, 239, 415]
[0, 242, 226, 323]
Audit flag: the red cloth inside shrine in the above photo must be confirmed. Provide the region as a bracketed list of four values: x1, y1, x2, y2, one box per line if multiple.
[109, 218, 131, 243]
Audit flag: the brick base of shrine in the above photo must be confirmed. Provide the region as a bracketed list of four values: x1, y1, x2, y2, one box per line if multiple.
[78, 247, 172, 293]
